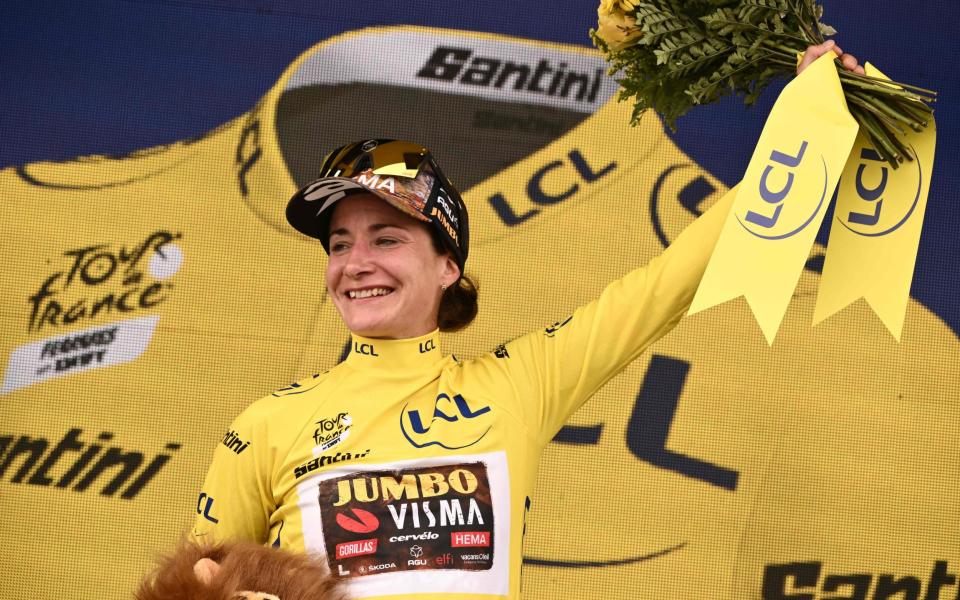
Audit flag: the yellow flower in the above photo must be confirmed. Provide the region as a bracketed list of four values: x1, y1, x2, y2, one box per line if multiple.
[598, 0, 620, 16]
[596, 8, 643, 51]
[618, 0, 640, 11]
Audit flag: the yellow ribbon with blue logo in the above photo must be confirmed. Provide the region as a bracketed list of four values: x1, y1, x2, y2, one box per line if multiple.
[689, 53, 935, 344]
[813, 65, 936, 341]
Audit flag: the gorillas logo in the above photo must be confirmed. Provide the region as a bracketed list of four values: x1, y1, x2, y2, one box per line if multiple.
[336, 508, 380, 534]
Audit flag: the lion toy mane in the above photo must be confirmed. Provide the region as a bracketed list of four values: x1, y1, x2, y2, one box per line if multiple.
[136, 539, 349, 600]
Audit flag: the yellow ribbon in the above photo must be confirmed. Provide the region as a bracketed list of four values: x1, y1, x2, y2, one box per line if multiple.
[689, 52, 859, 344]
[813, 64, 936, 341]
[690, 54, 935, 343]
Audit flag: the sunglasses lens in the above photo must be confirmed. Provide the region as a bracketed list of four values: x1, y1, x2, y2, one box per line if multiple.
[319, 140, 430, 179]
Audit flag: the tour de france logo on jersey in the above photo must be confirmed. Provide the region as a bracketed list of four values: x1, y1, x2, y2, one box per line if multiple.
[400, 393, 492, 450]
[314, 412, 352, 452]
[2, 230, 184, 394]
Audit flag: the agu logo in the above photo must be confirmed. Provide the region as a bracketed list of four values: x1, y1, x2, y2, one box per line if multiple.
[737, 140, 829, 239]
[838, 146, 923, 237]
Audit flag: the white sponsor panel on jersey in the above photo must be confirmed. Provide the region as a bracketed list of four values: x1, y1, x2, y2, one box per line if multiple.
[297, 451, 510, 597]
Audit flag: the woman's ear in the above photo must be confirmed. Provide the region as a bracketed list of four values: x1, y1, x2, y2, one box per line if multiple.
[193, 557, 221, 585]
[441, 254, 461, 288]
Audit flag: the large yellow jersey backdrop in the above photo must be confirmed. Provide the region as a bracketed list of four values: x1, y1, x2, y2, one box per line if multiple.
[1, 22, 957, 600]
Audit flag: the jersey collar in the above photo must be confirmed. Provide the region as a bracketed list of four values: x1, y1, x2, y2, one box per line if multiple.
[235, 27, 463, 238]
[235, 25, 616, 239]
[344, 330, 445, 372]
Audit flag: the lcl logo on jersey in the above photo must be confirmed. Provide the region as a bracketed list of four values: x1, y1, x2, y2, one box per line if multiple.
[400, 393, 492, 450]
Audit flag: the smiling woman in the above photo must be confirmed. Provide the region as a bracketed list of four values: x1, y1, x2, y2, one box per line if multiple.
[189, 68, 866, 596]
[190, 136, 737, 599]
[326, 195, 461, 339]
[286, 139, 478, 340]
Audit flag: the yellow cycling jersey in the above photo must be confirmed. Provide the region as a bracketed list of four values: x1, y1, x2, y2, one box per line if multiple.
[192, 186, 733, 600]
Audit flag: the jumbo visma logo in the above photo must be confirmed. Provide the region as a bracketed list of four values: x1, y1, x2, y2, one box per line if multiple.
[400, 393, 492, 450]
[736, 140, 828, 240]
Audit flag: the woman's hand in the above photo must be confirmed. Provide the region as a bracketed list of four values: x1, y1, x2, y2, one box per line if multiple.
[797, 39, 866, 76]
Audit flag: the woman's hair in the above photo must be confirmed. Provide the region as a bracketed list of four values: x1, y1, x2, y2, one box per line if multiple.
[430, 229, 478, 332]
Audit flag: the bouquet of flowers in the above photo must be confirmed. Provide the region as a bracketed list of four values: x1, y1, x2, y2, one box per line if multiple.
[592, 0, 935, 168]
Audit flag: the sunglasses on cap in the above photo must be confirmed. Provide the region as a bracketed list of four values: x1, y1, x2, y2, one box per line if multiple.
[286, 139, 469, 272]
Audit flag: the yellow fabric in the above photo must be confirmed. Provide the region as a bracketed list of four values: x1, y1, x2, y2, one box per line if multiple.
[814, 63, 937, 340]
[689, 52, 859, 344]
[192, 187, 733, 599]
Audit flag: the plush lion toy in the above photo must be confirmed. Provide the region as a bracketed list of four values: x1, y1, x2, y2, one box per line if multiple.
[136, 540, 348, 600]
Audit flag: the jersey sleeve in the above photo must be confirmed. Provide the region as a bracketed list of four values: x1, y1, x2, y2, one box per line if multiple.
[501, 186, 736, 443]
[190, 398, 277, 545]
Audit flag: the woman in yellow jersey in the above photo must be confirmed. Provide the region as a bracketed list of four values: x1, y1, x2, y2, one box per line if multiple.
[192, 42, 860, 600]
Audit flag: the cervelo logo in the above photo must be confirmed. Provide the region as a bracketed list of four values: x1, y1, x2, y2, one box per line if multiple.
[400, 393, 492, 450]
[762, 560, 959, 600]
[736, 141, 829, 239]
[838, 146, 924, 237]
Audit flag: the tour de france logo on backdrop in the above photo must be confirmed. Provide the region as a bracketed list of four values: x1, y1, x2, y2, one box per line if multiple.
[2, 230, 184, 394]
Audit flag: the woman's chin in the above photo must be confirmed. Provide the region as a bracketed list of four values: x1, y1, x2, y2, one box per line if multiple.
[346, 316, 402, 339]
[347, 318, 433, 340]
